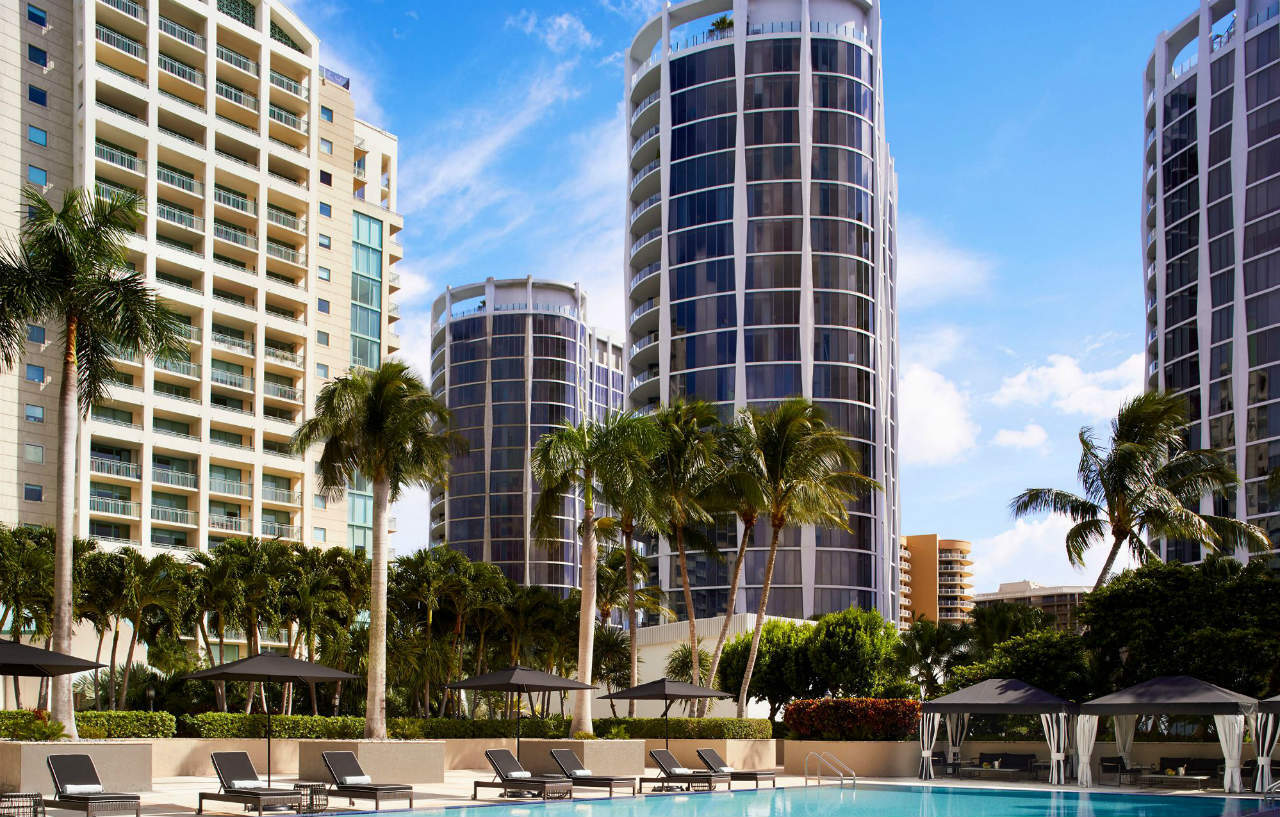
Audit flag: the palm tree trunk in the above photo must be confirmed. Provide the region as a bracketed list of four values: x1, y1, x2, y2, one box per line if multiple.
[93, 630, 106, 710]
[705, 517, 752, 716]
[107, 618, 121, 710]
[196, 620, 224, 711]
[120, 616, 141, 705]
[364, 475, 391, 739]
[10, 619, 22, 708]
[624, 526, 638, 718]
[217, 623, 229, 713]
[674, 526, 700, 688]
[571, 502, 598, 736]
[52, 315, 79, 737]
[1093, 535, 1126, 592]
[738, 521, 782, 718]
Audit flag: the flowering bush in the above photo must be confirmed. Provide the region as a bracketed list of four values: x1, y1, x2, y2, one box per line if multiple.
[783, 697, 920, 741]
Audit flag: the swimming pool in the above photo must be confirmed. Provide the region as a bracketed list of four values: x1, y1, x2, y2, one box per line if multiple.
[405, 782, 1277, 816]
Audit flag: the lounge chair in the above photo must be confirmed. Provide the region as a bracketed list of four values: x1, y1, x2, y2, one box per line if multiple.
[549, 749, 637, 797]
[696, 747, 776, 790]
[642, 749, 729, 792]
[45, 754, 141, 817]
[199, 753, 302, 816]
[474, 750, 573, 801]
[320, 751, 415, 810]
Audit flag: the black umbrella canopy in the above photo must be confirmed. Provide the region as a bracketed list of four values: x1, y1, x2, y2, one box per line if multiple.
[0, 638, 103, 677]
[921, 678, 1077, 715]
[600, 677, 732, 701]
[180, 652, 355, 684]
[1260, 694, 1280, 714]
[1080, 676, 1257, 716]
[447, 665, 595, 692]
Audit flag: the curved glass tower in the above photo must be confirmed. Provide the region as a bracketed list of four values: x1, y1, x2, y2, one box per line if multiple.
[428, 278, 624, 595]
[624, 0, 900, 621]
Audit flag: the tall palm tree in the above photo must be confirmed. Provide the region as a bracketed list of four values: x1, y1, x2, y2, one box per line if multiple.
[531, 411, 654, 734]
[1011, 391, 1268, 591]
[284, 546, 346, 714]
[116, 549, 183, 706]
[189, 548, 245, 710]
[595, 546, 669, 623]
[292, 361, 462, 738]
[0, 525, 54, 708]
[0, 187, 183, 733]
[736, 399, 880, 717]
[651, 400, 723, 689]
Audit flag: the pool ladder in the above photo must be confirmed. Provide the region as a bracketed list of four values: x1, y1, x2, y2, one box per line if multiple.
[804, 751, 857, 787]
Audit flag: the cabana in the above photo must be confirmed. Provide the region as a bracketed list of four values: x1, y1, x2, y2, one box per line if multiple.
[1255, 694, 1280, 792]
[919, 678, 1078, 784]
[1077, 676, 1257, 792]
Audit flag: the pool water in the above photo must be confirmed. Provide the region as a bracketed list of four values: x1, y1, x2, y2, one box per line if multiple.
[404, 782, 1275, 816]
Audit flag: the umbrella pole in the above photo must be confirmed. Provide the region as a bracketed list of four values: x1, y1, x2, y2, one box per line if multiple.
[266, 683, 272, 787]
[663, 699, 673, 750]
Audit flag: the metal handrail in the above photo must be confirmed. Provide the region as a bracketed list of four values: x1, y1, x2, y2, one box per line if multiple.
[804, 751, 856, 786]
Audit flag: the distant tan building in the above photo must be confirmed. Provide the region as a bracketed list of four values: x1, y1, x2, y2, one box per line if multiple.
[973, 580, 1090, 633]
[899, 535, 974, 625]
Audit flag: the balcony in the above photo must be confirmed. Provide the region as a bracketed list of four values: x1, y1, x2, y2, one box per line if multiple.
[90, 458, 140, 479]
[269, 70, 307, 98]
[268, 105, 307, 133]
[209, 514, 251, 534]
[96, 143, 146, 175]
[630, 298, 658, 323]
[262, 486, 301, 504]
[265, 346, 303, 367]
[156, 166, 203, 197]
[630, 332, 659, 357]
[101, 0, 145, 21]
[153, 469, 197, 489]
[96, 24, 146, 61]
[209, 477, 251, 498]
[631, 159, 660, 192]
[631, 124, 659, 159]
[216, 44, 258, 76]
[158, 53, 205, 87]
[263, 381, 300, 401]
[631, 262, 661, 290]
[261, 521, 301, 540]
[265, 241, 305, 266]
[155, 357, 201, 378]
[214, 187, 256, 215]
[151, 506, 197, 526]
[156, 202, 203, 231]
[631, 193, 661, 224]
[158, 16, 204, 50]
[212, 332, 255, 355]
[211, 368, 253, 391]
[630, 228, 661, 258]
[214, 222, 257, 250]
[631, 369, 659, 389]
[266, 207, 305, 232]
[89, 496, 140, 517]
[216, 80, 258, 111]
[631, 89, 660, 124]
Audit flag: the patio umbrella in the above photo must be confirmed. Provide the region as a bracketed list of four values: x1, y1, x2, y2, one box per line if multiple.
[601, 678, 732, 748]
[181, 653, 354, 785]
[448, 665, 596, 754]
[0, 638, 103, 676]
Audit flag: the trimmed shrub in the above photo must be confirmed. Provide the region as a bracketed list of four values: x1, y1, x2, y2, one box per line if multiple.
[180, 713, 365, 739]
[593, 717, 771, 740]
[783, 698, 920, 741]
[0, 711, 175, 740]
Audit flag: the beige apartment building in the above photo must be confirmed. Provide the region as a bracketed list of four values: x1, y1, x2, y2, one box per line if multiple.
[0, 0, 402, 670]
[973, 580, 1090, 633]
[898, 535, 974, 625]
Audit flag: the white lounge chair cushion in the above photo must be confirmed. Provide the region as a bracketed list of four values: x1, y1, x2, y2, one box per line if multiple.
[570, 769, 591, 777]
[672, 767, 693, 775]
[341, 775, 372, 785]
[63, 785, 104, 795]
[230, 780, 261, 789]
[507, 771, 531, 779]
[718, 766, 735, 773]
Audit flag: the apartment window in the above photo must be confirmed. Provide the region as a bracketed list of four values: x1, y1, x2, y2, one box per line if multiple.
[317, 299, 330, 314]
[25, 364, 44, 382]
[27, 45, 46, 67]
[319, 170, 332, 186]
[317, 330, 329, 346]
[25, 404, 44, 423]
[318, 266, 330, 281]
[319, 138, 332, 154]
[316, 363, 329, 379]
[314, 495, 327, 509]
[320, 106, 333, 122]
[313, 526, 326, 542]
[23, 483, 42, 502]
[27, 165, 47, 186]
[318, 234, 331, 248]
[27, 4, 46, 26]
[24, 443, 43, 464]
[27, 125, 46, 146]
[319, 202, 331, 218]
[26, 324, 44, 343]
[28, 85, 46, 106]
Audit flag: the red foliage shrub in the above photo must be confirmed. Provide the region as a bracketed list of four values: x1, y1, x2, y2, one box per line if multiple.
[783, 697, 921, 740]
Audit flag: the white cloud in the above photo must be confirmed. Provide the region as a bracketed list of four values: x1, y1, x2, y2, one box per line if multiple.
[507, 10, 598, 53]
[899, 364, 980, 466]
[388, 258, 433, 307]
[598, 0, 664, 19]
[993, 423, 1049, 450]
[992, 353, 1144, 420]
[901, 325, 965, 370]
[968, 515, 1138, 593]
[897, 217, 994, 308]
[390, 486, 432, 556]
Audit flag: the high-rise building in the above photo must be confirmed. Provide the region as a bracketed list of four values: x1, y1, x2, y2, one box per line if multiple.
[973, 580, 1090, 633]
[428, 278, 625, 596]
[1, 0, 403, 609]
[623, 0, 899, 621]
[1143, 3, 1280, 561]
[899, 535, 973, 624]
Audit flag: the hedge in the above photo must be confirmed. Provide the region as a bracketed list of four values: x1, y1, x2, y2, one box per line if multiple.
[783, 698, 920, 741]
[179, 713, 771, 740]
[0, 711, 176, 739]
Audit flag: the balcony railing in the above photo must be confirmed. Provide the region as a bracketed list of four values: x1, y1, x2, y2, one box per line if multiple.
[265, 346, 303, 366]
[156, 357, 200, 377]
[212, 332, 255, 355]
[631, 90, 660, 124]
[631, 262, 660, 289]
[630, 193, 661, 223]
[151, 506, 197, 525]
[214, 222, 257, 249]
[90, 458, 140, 479]
[102, 0, 145, 21]
[95, 180, 138, 202]
[631, 125, 659, 158]
[269, 70, 307, 98]
[209, 514, 251, 533]
[266, 208, 305, 232]
[156, 165, 203, 196]
[158, 53, 204, 87]
[268, 105, 307, 133]
[214, 187, 256, 214]
[89, 496, 140, 517]
[630, 159, 660, 191]
[209, 477, 251, 497]
[263, 381, 299, 401]
[630, 228, 661, 257]
[630, 332, 659, 356]
[262, 486, 301, 504]
[631, 370, 659, 389]
[156, 202, 203, 231]
[153, 469, 197, 489]
[630, 298, 658, 322]
[96, 24, 145, 60]
[211, 368, 253, 390]
[216, 80, 258, 111]
[96, 143, 145, 174]
[217, 44, 258, 75]
[265, 241, 304, 265]
[158, 15, 204, 50]
[261, 521, 301, 540]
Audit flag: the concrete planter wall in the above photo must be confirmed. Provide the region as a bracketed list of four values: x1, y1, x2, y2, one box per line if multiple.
[443, 738, 517, 770]
[0, 741, 152, 795]
[297, 740, 445, 784]
[642, 739, 777, 771]
[782, 740, 919, 777]
[152, 738, 301, 777]
[517, 739, 646, 776]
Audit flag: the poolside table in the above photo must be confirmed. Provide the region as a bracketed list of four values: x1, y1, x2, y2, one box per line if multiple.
[1136, 773, 1210, 790]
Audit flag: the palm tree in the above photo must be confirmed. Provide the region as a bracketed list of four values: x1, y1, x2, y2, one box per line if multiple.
[0, 524, 54, 708]
[595, 547, 669, 623]
[736, 399, 880, 717]
[665, 641, 713, 714]
[651, 400, 723, 690]
[116, 549, 184, 706]
[292, 361, 462, 738]
[284, 546, 346, 714]
[593, 626, 632, 716]
[189, 548, 245, 710]
[76, 549, 121, 710]
[0, 187, 183, 733]
[1011, 391, 1268, 591]
[531, 411, 654, 734]
[896, 618, 968, 698]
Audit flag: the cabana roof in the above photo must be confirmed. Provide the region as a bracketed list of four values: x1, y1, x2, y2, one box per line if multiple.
[1080, 676, 1256, 716]
[921, 678, 1076, 715]
[1261, 694, 1280, 714]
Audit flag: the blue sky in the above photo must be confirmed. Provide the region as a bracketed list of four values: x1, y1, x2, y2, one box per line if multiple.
[294, 0, 1189, 593]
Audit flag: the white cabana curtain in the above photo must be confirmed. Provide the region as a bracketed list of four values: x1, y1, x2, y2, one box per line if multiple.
[1041, 712, 1070, 784]
[1254, 712, 1279, 792]
[1215, 713, 1245, 793]
[1075, 714, 1099, 787]
[944, 712, 969, 763]
[919, 712, 941, 779]
[1113, 714, 1137, 766]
